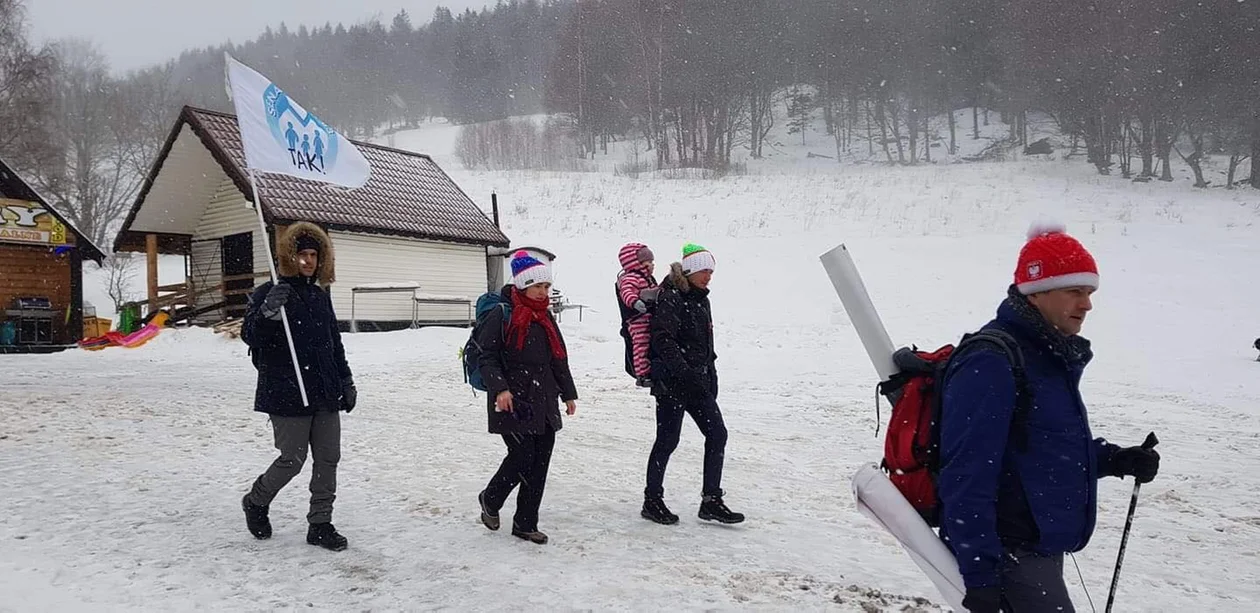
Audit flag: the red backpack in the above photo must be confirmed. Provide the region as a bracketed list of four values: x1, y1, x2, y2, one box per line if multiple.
[875, 329, 1030, 527]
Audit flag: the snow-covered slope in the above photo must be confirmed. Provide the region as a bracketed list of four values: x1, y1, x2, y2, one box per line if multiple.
[6, 158, 1260, 611]
[5, 107, 1260, 611]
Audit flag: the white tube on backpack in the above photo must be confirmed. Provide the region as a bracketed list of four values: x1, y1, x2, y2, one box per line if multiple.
[819, 243, 898, 382]
[852, 464, 967, 611]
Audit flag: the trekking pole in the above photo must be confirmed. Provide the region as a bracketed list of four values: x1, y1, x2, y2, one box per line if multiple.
[1104, 431, 1158, 613]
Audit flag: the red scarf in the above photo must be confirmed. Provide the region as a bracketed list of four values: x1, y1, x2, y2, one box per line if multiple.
[507, 288, 567, 359]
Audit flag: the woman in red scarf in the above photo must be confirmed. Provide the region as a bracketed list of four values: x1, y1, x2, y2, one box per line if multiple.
[475, 252, 578, 545]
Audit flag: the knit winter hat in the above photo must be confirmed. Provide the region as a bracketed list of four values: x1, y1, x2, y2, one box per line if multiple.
[511, 250, 553, 289]
[1014, 221, 1099, 295]
[618, 242, 654, 271]
[680, 243, 716, 276]
[295, 234, 322, 254]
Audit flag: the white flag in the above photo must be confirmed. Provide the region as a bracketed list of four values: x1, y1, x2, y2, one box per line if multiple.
[224, 53, 370, 189]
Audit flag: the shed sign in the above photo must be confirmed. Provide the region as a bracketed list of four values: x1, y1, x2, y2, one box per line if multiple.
[0, 198, 66, 246]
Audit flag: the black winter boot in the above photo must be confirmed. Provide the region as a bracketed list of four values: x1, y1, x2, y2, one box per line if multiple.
[511, 525, 549, 545]
[478, 490, 500, 531]
[242, 494, 271, 539]
[306, 522, 348, 551]
[641, 496, 679, 525]
[699, 492, 745, 524]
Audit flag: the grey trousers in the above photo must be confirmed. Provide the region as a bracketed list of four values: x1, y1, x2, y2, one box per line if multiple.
[246, 411, 341, 524]
[1000, 549, 1075, 612]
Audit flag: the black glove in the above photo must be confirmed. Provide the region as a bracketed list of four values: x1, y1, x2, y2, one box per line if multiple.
[340, 378, 357, 412]
[962, 587, 1002, 613]
[261, 283, 292, 321]
[1112, 445, 1160, 484]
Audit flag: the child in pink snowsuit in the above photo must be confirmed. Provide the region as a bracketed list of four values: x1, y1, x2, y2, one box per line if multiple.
[617, 243, 659, 387]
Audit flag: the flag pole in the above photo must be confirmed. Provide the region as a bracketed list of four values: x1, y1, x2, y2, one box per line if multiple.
[249, 169, 309, 407]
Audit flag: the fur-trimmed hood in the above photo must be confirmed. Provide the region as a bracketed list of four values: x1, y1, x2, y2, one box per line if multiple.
[667, 262, 689, 291]
[277, 222, 335, 285]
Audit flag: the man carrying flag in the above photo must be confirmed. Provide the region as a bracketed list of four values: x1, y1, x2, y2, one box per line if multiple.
[225, 54, 371, 550]
[241, 222, 356, 551]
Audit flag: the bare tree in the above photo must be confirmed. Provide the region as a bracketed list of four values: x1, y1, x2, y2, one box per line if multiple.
[32, 40, 146, 248]
[0, 0, 60, 169]
[104, 252, 140, 313]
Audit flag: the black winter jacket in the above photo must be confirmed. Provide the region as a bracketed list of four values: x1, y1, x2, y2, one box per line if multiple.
[649, 263, 718, 401]
[477, 285, 578, 435]
[243, 275, 352, 416]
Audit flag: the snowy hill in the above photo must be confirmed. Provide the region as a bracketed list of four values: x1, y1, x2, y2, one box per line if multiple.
[5, 104, 1260, 611]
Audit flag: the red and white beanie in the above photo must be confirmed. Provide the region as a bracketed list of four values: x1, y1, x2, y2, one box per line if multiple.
[1014, 221, 1099, 295]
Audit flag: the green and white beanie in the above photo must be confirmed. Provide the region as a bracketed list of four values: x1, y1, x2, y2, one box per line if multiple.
[680, 243, 716, 275]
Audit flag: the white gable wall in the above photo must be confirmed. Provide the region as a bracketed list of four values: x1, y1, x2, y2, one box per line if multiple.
[187, 178, 273, 318]
[329, 230, 485, 326]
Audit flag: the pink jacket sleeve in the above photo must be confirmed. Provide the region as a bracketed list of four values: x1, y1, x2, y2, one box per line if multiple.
[618, 273, 649, 309]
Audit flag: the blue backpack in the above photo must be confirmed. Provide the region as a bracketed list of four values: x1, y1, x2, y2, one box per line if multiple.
[461, 291, 512, 392]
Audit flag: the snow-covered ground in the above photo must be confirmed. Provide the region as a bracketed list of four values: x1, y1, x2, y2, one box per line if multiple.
[4, 107, 1260, 611]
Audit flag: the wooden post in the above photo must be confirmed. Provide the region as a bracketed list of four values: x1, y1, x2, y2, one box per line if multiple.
[146, 234, 158, 317]
[185, 254, 196, 322]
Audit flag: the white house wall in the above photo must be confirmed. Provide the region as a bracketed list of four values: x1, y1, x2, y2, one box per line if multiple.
[329, 231, 485, 324]
[187, 178, 273, 318]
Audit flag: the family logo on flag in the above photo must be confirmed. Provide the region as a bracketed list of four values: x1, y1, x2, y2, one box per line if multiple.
[265, 86, 338, 174]
[224, 53, 371, 189]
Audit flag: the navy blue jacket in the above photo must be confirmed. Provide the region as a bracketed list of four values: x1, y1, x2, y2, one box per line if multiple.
[242, 275, 352, 416]
[938, 289, 1120, 589]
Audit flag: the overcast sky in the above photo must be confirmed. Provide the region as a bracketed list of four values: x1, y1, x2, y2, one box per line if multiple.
[28, 0, 492, 74]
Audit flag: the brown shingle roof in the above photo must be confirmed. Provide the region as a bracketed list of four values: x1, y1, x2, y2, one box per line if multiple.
[117, 106, 508, 250]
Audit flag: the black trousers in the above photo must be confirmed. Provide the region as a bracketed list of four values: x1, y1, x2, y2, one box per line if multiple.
[482, 427, 556, 532]
[645, 393, 728, 499]
[998, 550, 1075, 612]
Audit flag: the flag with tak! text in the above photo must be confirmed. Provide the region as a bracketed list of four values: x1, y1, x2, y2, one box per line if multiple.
[224, 53, 371, 189]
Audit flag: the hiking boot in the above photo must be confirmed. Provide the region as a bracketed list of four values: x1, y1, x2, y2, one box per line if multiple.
[242, 494, 271, 539]
[306, 522, 348, 551]
[636, 377, 653, 388]
[478, 490, 500, 531]
[512, 525, 549, 545]
[641, 496, 679, 525]
[699, 492, 745, 524]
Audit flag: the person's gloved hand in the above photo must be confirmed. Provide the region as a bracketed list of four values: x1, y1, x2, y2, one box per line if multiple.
[639, 287, 661, 303]
[633, 299, 648, 314]
[261, 283, 292, 321]
[1113, 444, 1160, 483]
[340, 377, 357, 412]
[961, 587, 1002, 613]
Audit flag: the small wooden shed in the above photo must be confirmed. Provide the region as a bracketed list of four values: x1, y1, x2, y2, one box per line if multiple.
[0, 156, 106, 352]
[112, 106, 510, 330]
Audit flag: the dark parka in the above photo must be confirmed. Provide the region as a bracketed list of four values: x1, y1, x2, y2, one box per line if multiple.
[649, 263, 718, 401]
[477, 285, 578, 435]
[242, 222, 352, 416]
